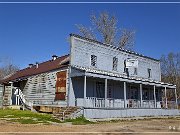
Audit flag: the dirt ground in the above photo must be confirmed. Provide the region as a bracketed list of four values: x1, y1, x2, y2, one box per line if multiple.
[0, 117, 180, 135]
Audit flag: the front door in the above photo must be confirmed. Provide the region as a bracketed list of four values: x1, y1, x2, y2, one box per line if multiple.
[11, 88, 16, 105]
[128, 86, 138, 99]
[11, 87, 21, 105]
[143, 88, 149, 100]
[96, 82, 105, 98]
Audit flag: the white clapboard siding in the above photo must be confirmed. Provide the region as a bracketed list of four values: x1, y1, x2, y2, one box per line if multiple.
[71, 37, 161, 81]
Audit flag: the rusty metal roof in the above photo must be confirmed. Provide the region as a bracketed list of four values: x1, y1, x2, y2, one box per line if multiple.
[2, 54, 69, 83]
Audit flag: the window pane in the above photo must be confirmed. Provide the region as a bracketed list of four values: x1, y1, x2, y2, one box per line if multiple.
[134, 68, 137, 75]
[113, 57, 118, 71]
[148, 68, 151, 78]
[91, 55, 97, 67]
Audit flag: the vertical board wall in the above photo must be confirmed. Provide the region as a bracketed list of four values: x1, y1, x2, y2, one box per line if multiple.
[0, 85, 4, 108]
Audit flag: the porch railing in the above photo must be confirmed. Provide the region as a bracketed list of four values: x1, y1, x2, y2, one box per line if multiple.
[106, 98, 124, 108]
[76, 97, 177, 109]
[84, 97, 105, 108]
[142, 100, 155, 108]
[76, 97, 124, 108]
[157, 101, 177, 109]
[127, 99, 141, 108]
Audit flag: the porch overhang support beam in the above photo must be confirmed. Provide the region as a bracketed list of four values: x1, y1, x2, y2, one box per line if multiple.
[175, 88, 178, 109]
[124, 82, 127, 108]
[140, 84, 143, 108]
[84, 75, 87, 107]
[9, 81, 13, 106]
[165, 86, 167, 109]
[154, 85, 156, 108]
[105, 78, 107, 107]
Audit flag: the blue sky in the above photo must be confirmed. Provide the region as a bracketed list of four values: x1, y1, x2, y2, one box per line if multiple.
[0, 3, 180, 69]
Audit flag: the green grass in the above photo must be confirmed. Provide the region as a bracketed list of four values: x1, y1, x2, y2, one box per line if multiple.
[0, 109, 61, 124]
[0, 109, 94, 125]
[64, 116, 94, 125]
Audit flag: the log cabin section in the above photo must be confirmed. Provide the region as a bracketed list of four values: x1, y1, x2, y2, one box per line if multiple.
[1, 55, 69, 107]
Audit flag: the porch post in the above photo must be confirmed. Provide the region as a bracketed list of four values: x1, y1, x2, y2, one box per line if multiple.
[105, 79, 107, 107]
[9, 82, 13, 106]
[17, 89, 20, 105]
[175, 88, 178, 109]
[84, 75, 87, 107]
[153, 85, 156, 108]
[140, 84, 143, 107]
[124, 82, 127, 108]
[15, 95, 17, 105]
[17, 95, 20, 105]
[165, 87, 167, 109]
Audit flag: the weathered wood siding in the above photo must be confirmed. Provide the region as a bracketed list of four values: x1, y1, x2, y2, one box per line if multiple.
[22, 69, 68, 105]
[71, 37, 161, 81]
[0, 85, 4, 108]
[3, 86, 11, 106]
[55, 71, 67, 100]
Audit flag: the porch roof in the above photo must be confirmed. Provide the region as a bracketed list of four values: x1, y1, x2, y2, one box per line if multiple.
[71, 65, 176, 89]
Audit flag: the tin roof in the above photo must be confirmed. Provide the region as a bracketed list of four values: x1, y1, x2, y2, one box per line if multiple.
[72, 65, 176, 89]
[2, 54, 69, 83]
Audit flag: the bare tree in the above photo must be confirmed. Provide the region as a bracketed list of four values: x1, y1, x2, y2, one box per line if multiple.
[160, 52, 180, 97]
[76, 24, 96, 40]
[90, 12, 117, 45]
[0, 59, 19, 80]
[119, 28, 135, 50]
[76, 11, 135, 50]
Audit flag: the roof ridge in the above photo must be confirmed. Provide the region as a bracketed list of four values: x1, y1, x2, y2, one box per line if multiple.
[2, 54, 70, 83]
[17, 54, 69, 72]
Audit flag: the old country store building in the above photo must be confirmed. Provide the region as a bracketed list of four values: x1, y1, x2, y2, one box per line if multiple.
[1, 34, 179, 119]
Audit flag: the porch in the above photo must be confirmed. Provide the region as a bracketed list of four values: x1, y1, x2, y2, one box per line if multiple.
[76, 97, 176, 109]
[70, 73, 177, 109]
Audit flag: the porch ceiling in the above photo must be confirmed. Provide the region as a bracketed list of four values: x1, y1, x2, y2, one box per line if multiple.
[71, 65, 176, 89]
